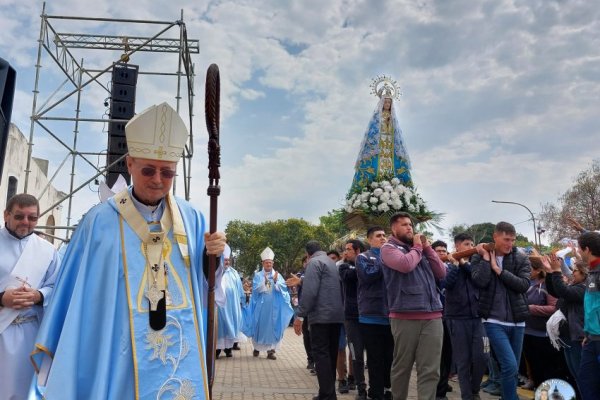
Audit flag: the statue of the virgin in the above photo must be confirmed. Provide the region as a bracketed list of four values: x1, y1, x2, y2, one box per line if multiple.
[350, 76, 412, 194]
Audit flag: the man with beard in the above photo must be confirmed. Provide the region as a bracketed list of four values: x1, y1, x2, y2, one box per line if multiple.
[381, 212, 447, 400]
[0, 194, 60, 400]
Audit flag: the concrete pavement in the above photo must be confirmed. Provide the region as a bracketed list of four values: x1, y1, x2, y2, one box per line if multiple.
[212, 327, 532, 399]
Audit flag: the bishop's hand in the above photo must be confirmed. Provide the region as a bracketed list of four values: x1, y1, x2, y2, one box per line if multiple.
[204, 231, 227, 256]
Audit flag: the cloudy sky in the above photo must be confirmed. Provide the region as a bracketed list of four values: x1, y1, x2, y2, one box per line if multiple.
[1, 0, 599, 244]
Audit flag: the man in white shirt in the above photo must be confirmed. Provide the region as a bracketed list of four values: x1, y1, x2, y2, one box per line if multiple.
[0, 193, 60, 400]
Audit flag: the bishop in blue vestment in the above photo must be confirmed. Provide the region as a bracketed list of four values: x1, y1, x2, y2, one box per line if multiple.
[216, 245, 246, 357]
[243, 247, 294, 360]
[31, 103, 226, 400]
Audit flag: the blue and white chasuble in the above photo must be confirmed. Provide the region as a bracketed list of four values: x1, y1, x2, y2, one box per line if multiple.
[216, 267, 245, 350]
[31, 189, 220, 400]
[243, 269, 293, 351]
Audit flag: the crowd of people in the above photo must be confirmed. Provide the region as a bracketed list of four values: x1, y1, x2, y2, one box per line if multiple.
[282, 216, 600, 400]
[1, 103, 599, 400]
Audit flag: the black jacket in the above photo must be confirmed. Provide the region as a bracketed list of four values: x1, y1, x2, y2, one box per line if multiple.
[545, 272, 586, 341]
[339, 261, 359, 320]
[471, 249, 531, 323]
[444, 261, 480, 319]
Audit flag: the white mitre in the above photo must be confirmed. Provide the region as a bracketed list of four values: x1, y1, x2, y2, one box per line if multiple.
[224, 244, 232, 260]
[125, 102, 188, 162]
[260, 247, 275, 261]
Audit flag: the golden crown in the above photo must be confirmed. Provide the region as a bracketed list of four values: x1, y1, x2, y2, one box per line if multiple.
[370, 75, 401, 100]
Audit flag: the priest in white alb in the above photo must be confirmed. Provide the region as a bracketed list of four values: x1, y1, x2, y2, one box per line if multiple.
[31, 102, 226, 400]
[0, 193, 60, 400]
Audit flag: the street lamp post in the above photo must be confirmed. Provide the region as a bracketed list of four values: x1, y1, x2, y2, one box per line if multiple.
[491, 200, 539, 248]
[537, 225, 546, 248]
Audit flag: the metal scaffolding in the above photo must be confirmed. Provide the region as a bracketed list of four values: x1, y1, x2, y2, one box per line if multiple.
[26, 3, 199, 239]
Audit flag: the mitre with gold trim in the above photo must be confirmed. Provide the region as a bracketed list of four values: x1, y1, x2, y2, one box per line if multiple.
[125, 102, 188, 162]
[260, 247, 275, 261]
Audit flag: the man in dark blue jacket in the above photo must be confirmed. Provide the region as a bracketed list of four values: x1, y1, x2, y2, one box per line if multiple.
[444, 233, 486, 400]
[356, 226, 393, 400]
[339, 239, 367, 399]
[431, 240, 453, 400]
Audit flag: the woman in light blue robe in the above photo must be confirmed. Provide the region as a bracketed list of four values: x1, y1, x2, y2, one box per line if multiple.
[350, 96, 412, 193]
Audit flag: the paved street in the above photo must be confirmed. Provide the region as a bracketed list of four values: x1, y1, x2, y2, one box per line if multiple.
[212, 327, 532, 399]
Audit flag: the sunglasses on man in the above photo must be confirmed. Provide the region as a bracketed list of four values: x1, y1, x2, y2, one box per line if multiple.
[9, 213, 39, 222]
[140, 167, 177, 179]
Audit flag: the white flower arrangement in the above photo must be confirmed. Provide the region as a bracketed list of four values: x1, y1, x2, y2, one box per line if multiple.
[344, 177, 430, 220]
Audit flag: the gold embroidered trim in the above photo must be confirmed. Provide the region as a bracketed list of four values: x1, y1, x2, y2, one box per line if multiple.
[120, 215, 141, 400]
[30, 343, 54, 374]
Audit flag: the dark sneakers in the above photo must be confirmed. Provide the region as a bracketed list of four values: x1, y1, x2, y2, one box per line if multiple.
[338, 379, 349, 394]
[253, 350, 259, 357]
[267, 350, 277, 360]
[355, 389, 367, 400]
[348, 375, 357, 390]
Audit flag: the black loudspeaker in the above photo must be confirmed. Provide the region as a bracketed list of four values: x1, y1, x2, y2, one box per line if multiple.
[108, 135, 128, 154]
[108, 121, 127, 137]
[106, 63, 138, 187]
[111, 83, 136, 103]
[106, 153, 129, 173]
[112, 63, 138, 86]
[0, 57, 17, 183]
[110, 101, 135, 119]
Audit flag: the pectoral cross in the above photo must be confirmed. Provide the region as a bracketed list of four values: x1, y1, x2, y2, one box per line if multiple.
[146, 284, 164, 311]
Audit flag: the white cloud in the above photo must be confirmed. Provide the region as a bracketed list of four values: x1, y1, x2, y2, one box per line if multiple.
[2, 0, 599, 242]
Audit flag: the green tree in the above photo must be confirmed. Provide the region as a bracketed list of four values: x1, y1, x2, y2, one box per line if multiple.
[540, 160, 600, 243]
[225, 217, 339, 278]
[319, 209, 351, 239]
[450, 222, 531, 246]
[450, 222, 496, 244]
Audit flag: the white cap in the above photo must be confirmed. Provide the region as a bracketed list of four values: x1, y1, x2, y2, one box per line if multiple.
[125, 102, 188, 162]
[260, 247, 275, 261]
[223, 244, 232, 260]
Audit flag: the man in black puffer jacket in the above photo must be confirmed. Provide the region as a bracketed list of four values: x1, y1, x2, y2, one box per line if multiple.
[471, 221, 530, 400]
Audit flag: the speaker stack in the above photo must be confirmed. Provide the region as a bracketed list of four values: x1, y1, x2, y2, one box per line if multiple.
[0, 57, 17, 183]
[106, 63, 138, 187]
